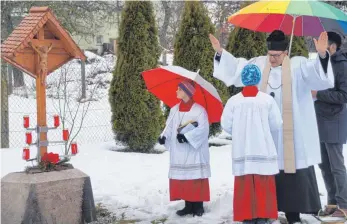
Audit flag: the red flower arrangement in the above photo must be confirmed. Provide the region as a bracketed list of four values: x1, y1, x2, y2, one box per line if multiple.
[41, 152, 60, 164]
[39, 152, 60, 171]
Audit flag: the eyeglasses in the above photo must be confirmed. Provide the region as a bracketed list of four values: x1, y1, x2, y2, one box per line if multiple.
[267, 52, 284, 59]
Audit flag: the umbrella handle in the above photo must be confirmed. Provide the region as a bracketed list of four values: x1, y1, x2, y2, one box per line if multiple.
[288, 16, 297, 57]
[160, 103, 180, 138]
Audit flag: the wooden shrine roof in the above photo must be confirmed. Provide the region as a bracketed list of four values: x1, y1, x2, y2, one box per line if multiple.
[1, 7, 86, 77]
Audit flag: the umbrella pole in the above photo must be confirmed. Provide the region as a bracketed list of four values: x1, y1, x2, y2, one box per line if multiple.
[160, 101, 181, 138]
[288, 16, 297, 57]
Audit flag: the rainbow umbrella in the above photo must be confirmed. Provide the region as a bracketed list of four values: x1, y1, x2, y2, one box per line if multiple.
[228, 0, 347, 54]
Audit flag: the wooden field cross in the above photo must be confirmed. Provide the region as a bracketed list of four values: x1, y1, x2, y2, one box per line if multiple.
[1, 7, 86, 162]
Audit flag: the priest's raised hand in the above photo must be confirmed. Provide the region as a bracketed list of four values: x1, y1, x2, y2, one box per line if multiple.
[209, 34, 222, 54]
[177, 134, 188, 143]
[314, 31, 329, 58]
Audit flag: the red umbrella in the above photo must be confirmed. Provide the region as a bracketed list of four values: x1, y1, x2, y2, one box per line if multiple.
[141, 65, 223, 124]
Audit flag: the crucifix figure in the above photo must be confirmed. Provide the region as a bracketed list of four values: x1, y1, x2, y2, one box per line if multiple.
[28, 42, 53, 84]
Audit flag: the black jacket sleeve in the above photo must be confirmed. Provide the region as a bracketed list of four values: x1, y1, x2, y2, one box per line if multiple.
[215, 52, 221, 62]
[318, 52, 329, 74]
[317, 61, 347, 104]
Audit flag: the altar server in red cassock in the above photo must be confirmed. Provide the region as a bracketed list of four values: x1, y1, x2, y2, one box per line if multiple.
[158, 80, 210, 217]
[221, 64, 283, 224]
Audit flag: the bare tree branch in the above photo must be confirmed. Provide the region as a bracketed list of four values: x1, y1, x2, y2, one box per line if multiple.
[49, 52, 109, 156]
[1, 1, 123, 41]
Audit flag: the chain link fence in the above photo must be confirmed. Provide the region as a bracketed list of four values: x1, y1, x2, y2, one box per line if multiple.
[1, 53, 116, 149]
[7, 93, 114, 148]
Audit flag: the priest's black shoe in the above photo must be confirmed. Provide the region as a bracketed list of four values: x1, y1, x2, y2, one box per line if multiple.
[193, 202, 204, 216]
[176, 201, 193, 216]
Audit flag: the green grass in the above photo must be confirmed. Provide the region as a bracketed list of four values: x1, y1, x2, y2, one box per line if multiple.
[150, 217, 168, 224]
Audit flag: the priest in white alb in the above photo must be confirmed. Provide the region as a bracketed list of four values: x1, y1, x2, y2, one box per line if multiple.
[209, 30, 334, 224]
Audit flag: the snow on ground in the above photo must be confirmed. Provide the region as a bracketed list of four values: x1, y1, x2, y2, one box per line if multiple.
[1, 140, 346, 223]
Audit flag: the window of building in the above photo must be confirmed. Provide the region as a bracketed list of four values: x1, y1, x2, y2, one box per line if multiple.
[96, 35, 103, 45]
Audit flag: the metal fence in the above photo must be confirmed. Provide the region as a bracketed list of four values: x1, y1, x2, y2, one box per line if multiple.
[7, 97, 113, 148]
[1, 61, 115, 149]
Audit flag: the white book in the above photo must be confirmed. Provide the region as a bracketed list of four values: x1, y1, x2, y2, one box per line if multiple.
[179, 122, 198, 134]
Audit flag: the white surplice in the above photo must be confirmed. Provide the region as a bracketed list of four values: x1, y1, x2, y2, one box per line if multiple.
[221, 91, 283, 176]
[214, 50, 335, 170]
[162, 103, 210, 180]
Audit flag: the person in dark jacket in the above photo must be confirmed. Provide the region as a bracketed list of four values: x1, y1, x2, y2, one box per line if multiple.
[312, 31, 347, 217]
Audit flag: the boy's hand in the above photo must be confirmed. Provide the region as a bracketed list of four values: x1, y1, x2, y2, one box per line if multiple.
[177, 134, 188, 143]
[158, 136, 166, 145]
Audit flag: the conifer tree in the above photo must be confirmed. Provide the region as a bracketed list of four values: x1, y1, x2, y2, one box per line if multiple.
[172, 1, 230, 137]
[289, 36, 309, 58]
[109, 1, 163, 152]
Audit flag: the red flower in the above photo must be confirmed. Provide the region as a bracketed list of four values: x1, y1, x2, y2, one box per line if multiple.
[41, 152, 60, 164]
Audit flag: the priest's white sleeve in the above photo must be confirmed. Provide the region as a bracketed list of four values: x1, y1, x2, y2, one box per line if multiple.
[220, 98, 234, 135]
[298, 53, 334, 90]
[184, 109, 209, 150]
[268, 98, 283, 131]
[214, 49, 262, 87]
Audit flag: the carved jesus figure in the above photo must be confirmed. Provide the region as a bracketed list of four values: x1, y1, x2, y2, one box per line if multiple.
[28, 42, 53, 84]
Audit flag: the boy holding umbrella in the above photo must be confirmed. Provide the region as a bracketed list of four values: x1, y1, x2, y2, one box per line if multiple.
[158, 80, 210, 217]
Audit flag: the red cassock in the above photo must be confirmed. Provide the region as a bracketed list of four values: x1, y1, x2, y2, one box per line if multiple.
[233, 175, 278, 221]
[170, 179, 210, 202]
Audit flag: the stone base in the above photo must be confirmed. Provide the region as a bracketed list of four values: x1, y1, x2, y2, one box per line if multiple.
[1, 168, 97, 224]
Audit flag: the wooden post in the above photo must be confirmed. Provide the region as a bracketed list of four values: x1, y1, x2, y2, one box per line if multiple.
[1, 59, 10, 148]
[7, 65, 13, 95]
[36, 28, 47, 160]
[36, 68, 47, 160]
[113, 40, 118, 55]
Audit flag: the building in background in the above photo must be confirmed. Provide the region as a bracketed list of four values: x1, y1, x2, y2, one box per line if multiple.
[72, 21, 119, 56]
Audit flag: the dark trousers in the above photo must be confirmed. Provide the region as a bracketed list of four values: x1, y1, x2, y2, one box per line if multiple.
[285, 212, 300, 223]
[276, 166, 321, 213]
[276, 166, 321, 223]
[318, 142, 347, 208]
